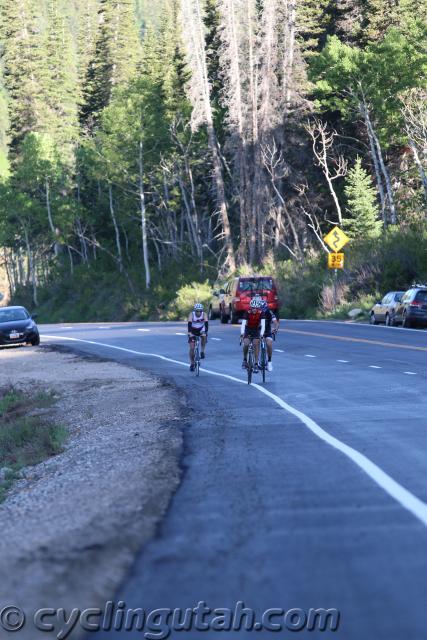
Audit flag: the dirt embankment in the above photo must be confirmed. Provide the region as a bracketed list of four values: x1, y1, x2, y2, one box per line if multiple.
[0, 346, 185, 639]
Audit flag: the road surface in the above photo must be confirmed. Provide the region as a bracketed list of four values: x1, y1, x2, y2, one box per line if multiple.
[39, 320, 427, 640]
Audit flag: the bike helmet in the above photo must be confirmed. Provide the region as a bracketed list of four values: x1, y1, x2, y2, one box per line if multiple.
[194, 303, 204, 312]
[250, 298, 261, 309]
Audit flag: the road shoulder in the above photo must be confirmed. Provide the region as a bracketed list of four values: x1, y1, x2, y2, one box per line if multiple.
[0, 345, 185, 639]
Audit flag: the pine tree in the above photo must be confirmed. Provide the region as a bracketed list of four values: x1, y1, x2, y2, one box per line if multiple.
[296, 0, 332, 55]
[343, 157, 382, 238]
[0, 70, 9, 176]
[45, 0, 79, 165]
[0, 0, 50, 154]
[75, 0, 100, 102]
[363, 0, 399, 42]
[80, 0, 142, 128]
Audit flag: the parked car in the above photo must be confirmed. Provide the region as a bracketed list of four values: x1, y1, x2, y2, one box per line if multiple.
[215, 276, 280, 324]
[369, 291, 404, 326]
[393, 285, 427, 328]
[208, 285, 227, 320]
[0, 306, 40, 346]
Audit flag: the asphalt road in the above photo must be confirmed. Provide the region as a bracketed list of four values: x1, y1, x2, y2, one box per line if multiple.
[39, 319, 427, 640]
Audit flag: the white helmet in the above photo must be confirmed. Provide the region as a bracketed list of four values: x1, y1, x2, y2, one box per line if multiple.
[250, 298, 261, 309]
[194, 303, 204, 312]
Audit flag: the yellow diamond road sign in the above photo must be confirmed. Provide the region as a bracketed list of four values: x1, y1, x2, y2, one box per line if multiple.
[324, 226, 350, 252]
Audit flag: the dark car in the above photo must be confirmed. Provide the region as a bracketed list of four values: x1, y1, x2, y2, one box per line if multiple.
[394, 285, 427, 329]
[217, 276, 280, 324]
[0, 306, 40, 346]
[369, 291, 404, 326]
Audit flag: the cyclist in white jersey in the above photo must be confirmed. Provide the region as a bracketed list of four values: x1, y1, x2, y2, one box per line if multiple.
[188, 303, 208, 371]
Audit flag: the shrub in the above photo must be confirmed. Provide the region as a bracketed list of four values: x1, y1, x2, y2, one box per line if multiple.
[171, 280, 212, 319]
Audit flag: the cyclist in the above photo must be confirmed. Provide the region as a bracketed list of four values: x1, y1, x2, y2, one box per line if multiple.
[240, 298, 265, 373]
[188, 303, 208, 371]
[260, 300, 279, 371]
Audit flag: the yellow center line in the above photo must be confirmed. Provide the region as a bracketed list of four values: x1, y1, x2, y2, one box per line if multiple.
[283, 328, 427, 352]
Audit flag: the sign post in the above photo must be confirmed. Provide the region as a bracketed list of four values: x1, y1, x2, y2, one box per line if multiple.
[324, 227, 350, 314]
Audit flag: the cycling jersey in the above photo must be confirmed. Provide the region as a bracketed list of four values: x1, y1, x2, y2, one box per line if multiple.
[188, 312, 208, 337]
[245, 309, 264, 330]
[264, 309, 277, 337]
[241, 310, 266, 338]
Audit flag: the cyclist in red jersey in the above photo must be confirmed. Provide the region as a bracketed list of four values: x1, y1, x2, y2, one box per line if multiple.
[240, 298, 266, 373]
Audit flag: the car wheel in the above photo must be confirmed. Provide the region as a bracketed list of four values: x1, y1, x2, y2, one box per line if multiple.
[370, 312, 378, 325]
[220, 309, 229, 324]
[208, 306, 214, 321]
[231, 308, 239, 324]
[385, 313, 394, 327]
[31, 335, 40, 346]
[402, 312, 413, 329]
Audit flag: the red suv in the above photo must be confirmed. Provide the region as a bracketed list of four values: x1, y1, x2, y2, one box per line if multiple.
[219, 276, 280, 324]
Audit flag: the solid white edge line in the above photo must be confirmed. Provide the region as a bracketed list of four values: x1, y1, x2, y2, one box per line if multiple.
[404, 371, 417, 375]
[275, 349, 284, 353]
[41, 334, 427, 528]
[369, 365, 382, 369]
[305, 354, 316, 358]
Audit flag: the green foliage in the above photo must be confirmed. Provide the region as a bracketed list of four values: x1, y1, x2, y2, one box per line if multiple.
[0, 386, 66, 501]
[311, 27, 427, 146]
[342, 157, 382, 239]
[173, 280, 212, 318]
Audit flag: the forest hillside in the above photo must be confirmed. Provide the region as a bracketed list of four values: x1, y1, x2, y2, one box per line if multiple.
[0, 0, 426, 321]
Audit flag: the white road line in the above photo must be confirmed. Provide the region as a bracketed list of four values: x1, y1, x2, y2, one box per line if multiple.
[404, 371, 417, 375]
[305, 354, 316, 358]
[41, 334, 427, 529]
[337, 360, 349, 363]
[211, 338, 221, 341]
[369, 365, 382, 369]
[275, 349, 284, 353]
[175, 332, 186, 336]
[98, 326, 111, 329]
[137, 329, 151, 332]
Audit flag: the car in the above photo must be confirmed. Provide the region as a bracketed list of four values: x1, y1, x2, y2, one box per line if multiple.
[0, 306, 40, 346]
[217, 276, 280, 324]
[393, 284, 427, 329]
[369, 291, 405, 326]
[208, 284, 227, 320]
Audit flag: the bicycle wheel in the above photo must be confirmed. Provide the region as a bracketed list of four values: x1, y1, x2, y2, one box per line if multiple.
[261, 342, 266, 383]
[195, 340, 200, 376]
[247, 348, 253, 385]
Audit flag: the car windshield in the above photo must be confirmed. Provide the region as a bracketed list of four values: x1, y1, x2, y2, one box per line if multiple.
[0, 308, 29, 323]
[238, 278, 274, 292]
[415, 291, 427, 302]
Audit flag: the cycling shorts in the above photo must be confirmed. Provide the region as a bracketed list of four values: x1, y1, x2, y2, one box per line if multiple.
[244, 328, 261, 340]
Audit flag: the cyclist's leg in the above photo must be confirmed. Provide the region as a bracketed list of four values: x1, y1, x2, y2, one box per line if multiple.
[189, 336, 196, 368]
[200, 334, 207, 358]
[242, 336, 250, 367]
[266, 336, 273, 361]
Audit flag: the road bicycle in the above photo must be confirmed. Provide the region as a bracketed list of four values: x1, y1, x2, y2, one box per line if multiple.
[240, 336, 257, 385]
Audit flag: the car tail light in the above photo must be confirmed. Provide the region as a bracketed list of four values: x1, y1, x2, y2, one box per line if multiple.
[410, 300, 422, 307]
[274, 295, 278, 301]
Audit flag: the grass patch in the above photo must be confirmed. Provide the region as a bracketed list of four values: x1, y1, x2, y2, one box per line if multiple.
[0, 387, 67, 501]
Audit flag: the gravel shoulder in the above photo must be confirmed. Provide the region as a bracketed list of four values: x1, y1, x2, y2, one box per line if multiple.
[0, 345, 185, 639]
